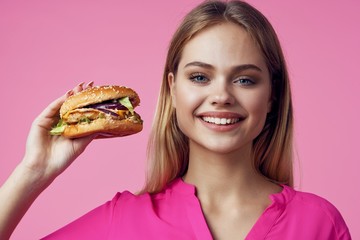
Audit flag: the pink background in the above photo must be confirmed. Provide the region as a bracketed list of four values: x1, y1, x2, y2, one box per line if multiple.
[1, 0, 359, 239]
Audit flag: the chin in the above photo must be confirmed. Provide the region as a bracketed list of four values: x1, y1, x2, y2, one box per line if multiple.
[190, 138, 253, 156]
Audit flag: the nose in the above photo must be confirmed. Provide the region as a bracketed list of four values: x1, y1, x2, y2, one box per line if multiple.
[209, 82, 235, 106]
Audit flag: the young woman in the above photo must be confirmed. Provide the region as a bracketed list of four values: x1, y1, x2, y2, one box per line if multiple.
[0, 1, 351, 239]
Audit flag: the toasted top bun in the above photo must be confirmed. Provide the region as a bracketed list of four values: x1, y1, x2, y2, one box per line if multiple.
[60, 85, 140, 118]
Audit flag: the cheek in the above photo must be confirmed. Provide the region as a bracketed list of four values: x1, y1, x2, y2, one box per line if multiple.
[173, 84, 204, 132]
[173, 83, 202, 113]
[241, 92, 270, 124]
[251, 99, 269, 117]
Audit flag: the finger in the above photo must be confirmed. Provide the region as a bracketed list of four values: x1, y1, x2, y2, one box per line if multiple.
[77, 133, 98, 145]
[85, 81, 94, 89]
[73, 82, 85, 94]
[65, 89, 74, 97]
[72, 134, 98, 156]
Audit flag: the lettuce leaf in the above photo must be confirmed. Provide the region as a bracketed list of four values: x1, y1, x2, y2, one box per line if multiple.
[50, 119, 67, 135]
[119, 97, 134, 115]
[79, 116, 91, 123]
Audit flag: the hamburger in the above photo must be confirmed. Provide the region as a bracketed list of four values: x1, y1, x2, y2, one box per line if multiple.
[50, 85, 143, 138]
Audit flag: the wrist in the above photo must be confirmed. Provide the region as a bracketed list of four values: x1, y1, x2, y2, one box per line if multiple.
[16, 159, 55, 192]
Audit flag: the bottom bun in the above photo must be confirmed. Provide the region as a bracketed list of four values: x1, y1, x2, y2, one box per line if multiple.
[63, 118, 143, 138]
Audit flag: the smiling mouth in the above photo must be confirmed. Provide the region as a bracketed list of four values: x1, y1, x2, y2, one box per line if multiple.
[201, 116, 241, 125]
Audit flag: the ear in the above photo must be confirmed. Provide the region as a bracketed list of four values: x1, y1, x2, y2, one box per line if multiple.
[168, 72, 176, 108]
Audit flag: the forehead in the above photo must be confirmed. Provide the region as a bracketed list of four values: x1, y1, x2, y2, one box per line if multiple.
[179, 22, 267, 70]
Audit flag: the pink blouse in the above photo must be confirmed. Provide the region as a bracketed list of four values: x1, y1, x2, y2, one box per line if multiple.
[42, 178, 351, 239]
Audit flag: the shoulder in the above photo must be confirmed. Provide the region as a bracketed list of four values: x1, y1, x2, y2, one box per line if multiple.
[291, 188, 339, 213]
[110, 179, 189, 211]
[290, 188, 344, 222]
[279, 186, 351, 239]
[109, 190, 152, 212]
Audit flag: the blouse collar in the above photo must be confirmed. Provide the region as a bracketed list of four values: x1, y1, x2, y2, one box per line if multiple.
[169, 177, 296, 206]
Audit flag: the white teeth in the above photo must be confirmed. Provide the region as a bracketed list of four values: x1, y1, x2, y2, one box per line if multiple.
[202, 117, 240, 125]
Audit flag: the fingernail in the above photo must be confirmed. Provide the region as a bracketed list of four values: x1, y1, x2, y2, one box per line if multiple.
[86, 81, 94, 88]
[66, 90, 74, 96]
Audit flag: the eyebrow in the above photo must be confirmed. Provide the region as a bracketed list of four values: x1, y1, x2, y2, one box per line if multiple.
[184, 61, 263, 72]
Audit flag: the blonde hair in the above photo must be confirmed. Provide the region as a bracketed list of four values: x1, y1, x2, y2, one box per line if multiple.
[143, 0, 293, 193]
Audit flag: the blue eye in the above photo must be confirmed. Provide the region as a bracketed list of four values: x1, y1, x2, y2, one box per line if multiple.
[189, 73, 209, 83]
[235, 77, 254, 86]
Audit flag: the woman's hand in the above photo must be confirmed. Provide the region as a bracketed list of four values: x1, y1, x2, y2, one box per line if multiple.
[0, 82, 98, 239]
[22, 82, 96, 183]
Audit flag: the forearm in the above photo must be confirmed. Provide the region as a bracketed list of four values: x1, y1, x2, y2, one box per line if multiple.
[0, 161, 53, 239]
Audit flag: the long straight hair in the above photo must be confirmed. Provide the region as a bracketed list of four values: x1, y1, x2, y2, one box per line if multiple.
[142, 0, 294, 193]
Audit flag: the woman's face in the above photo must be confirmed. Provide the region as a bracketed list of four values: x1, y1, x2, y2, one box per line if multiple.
[169, 22, 271, 155]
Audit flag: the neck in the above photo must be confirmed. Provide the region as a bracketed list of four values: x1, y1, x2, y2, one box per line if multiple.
[183, 141, 276, 204]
